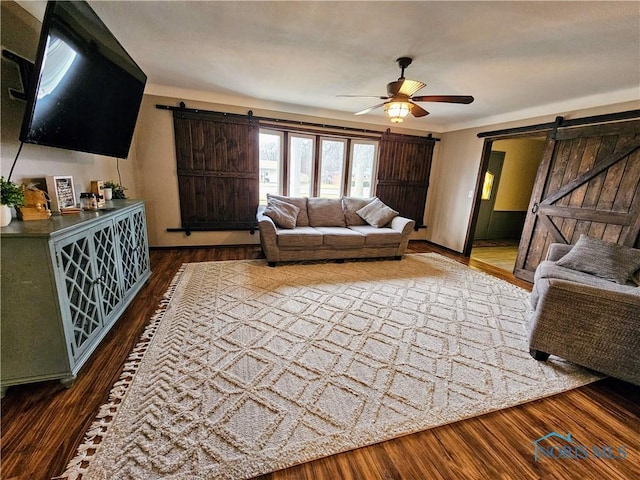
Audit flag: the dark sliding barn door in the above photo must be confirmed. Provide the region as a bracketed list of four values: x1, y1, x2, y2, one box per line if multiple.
[173, 111, 259, 230]
[376, 132, 436, 227]
[515, 119, 640, 282]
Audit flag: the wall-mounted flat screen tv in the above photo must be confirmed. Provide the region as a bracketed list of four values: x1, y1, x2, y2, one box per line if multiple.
[20, 0, 147, 158]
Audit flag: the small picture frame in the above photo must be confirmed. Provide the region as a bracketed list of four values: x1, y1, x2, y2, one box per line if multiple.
[46, 175, 77, 213]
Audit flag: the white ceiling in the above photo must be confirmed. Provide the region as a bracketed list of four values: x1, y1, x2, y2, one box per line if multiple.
[17, 1, 640, 132]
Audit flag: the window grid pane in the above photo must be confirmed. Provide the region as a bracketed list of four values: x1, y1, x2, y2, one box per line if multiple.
[350, 142, 377, 197]
[259, 132, 282, 204]
[289, 136, 314, 197]
[319, 139, 346, 198]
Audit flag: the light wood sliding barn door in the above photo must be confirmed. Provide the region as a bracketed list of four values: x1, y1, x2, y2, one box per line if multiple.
[173, 110, 259, 230]
[376, 132, 436, 227]
[514, 119, 640, 282]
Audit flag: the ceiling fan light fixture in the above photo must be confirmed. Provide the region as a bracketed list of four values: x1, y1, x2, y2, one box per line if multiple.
[384, 101, 411, 123]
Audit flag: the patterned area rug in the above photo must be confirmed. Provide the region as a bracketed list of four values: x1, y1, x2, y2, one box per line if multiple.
[61, 254, 601, 479]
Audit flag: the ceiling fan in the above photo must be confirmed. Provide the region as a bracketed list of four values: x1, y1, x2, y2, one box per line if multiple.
[339, 57, 474, 123]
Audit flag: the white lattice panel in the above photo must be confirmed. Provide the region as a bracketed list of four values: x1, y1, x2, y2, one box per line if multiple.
[58, 236, 102, 356]
[116, 216, 137, 291]
[133, 210, 149, 275]
[93, 223, 123, 318]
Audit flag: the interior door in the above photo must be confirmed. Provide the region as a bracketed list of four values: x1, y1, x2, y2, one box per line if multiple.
[514, 119, 640, 282]
[474, 151, 505, 239]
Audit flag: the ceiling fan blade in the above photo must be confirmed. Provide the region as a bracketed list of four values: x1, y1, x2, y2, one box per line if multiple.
[398, 79, 426, 96]
[386, 80, 404, 97]
[387, 79, 427, 97]
[411, 95, 474, 104]
[410, 103, 429, 118]
[337, 95, 389, 99]
[355, 102, 386, 115]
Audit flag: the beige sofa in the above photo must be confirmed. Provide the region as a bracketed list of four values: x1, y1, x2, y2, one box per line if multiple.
[257, 195, 415, 266]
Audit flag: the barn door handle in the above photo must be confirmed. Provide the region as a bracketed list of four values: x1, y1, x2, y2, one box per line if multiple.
[531, 202, 539, 214]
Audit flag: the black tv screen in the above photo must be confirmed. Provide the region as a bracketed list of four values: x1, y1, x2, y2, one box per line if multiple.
[20, 0, 147, 158]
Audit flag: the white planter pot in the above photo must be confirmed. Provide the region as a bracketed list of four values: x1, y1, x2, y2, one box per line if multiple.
[0, 204, 12, 227]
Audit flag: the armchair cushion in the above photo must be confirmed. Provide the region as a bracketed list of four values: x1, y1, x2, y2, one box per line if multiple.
[555, 234, 640, 285]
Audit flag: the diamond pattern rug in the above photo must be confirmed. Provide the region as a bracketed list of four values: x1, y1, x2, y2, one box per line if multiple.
[60, 253, 602, 479]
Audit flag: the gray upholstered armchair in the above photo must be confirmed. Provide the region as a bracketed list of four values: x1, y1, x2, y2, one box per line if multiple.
[528, 239, 640, 385]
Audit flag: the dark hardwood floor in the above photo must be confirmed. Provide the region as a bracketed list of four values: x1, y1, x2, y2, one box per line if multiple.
[1, 241, 638, 480]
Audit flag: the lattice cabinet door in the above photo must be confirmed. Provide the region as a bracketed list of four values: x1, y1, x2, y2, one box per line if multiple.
[54, 230, 104, 362]
[115, 205, 150, 296]
[115, 213, 138, 293]
[92, 221, 124, 325]
[132, 207, 150, 279]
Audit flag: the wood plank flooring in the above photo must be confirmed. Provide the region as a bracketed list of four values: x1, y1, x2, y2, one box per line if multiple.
[2, 242, 638, 480]
[470, 246, 519, 273]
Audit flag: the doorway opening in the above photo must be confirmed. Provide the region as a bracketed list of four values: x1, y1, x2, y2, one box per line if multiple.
[468, 136, 545, 272]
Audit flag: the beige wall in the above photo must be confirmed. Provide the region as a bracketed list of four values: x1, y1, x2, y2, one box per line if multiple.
[492, 138, 546, 211]
[133, 94, 433, 247]
[1, 2, 138, 212]
[424, 100, 640, 252]
[132, 95, 256, 247]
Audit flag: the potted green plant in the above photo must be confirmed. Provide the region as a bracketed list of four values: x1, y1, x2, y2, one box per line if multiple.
[103, 181, 127, 200]
[0, 176, 25, 227]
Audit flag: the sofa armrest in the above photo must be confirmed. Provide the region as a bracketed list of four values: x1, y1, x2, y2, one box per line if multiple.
[546, 243, 573, 261]
[390, 216, 415, 235]
[256, 207, 279, 261]
[545, 278, 640, 305]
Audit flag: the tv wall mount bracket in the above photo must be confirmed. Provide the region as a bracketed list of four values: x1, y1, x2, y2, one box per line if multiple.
[2, 48, 34, 101]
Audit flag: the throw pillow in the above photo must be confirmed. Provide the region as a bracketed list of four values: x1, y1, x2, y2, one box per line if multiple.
[556, 234, 640, 285]
[266, 194, 309, 226]
[263, 198, 300, 229]
[342, 197, 375, 226]
[356, 197, 399, 228]
[307, 197, 346, 227]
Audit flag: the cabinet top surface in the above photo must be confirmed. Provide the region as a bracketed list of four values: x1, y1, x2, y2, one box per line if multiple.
[1, 200, 145, 238]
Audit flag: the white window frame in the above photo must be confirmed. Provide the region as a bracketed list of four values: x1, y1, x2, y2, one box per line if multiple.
[347, 139, 379, 198]
[258, 128, 379, 199]
[318, 137, 347, 198]
[258, 129, 284, 204]
[288, 133, 316, 197]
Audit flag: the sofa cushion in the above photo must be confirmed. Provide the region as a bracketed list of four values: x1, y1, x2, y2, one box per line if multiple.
[263, 198, 299, 229]
[267, 194, 309, 227]
[342, 197, 375, 226]
[276, 226, 323, 248]
[556, 234, 640, 285]
[307, 197, 346, 227]
[315, 227, 365, 247]
[348, 225, 402, 246]
[357, 197, 399, 228]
